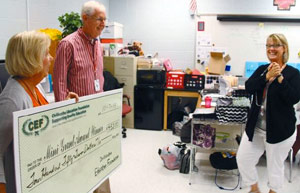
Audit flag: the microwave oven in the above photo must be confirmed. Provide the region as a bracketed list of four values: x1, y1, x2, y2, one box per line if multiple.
[137, 70, 166, 85]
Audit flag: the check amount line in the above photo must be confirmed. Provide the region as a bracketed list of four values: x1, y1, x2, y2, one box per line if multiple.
[100, 107, 119, 115]
[43, 128, 111, 164]
[28, 135, 112, 192]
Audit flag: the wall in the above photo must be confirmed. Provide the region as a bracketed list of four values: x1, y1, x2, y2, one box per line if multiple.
[1, 0, 300, 75]
[109, 0, 196, 70]
[108, 0, 300, 75]
[197, 16, 300, 75]
[0, 0, 26, 59]
[197, 0, 300, 15]
[0, 0, 109, 59]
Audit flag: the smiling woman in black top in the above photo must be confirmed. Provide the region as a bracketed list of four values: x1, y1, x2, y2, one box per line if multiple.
[236, 33, 300, 193]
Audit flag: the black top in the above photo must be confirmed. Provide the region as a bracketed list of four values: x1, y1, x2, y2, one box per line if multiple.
[245, 64, 300, 144]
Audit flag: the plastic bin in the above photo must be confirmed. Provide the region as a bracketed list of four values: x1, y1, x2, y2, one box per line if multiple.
[166, 72, 185, 89]
[184, 74, 205, 90]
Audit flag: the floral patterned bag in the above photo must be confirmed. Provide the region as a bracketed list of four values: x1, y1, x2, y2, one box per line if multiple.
[193, 124, 216, 149]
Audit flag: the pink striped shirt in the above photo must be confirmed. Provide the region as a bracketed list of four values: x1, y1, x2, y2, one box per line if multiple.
[53, 28, 104, 102]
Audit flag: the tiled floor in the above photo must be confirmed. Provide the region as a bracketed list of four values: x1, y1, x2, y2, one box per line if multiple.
[110, 129, 300, 193]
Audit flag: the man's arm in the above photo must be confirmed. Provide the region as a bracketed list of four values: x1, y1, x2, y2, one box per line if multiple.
[53, 41, 72, 102]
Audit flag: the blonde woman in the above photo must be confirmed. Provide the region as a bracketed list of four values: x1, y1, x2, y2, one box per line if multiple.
[237, 33, 300, 193]
[0, 31, 78, 193]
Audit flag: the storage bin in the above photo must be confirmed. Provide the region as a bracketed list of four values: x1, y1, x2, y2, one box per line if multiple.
[101, 22, 123, 39]
[232, 89, 250, 98]
[166, 72, 185, 89]
[215, 96, 250, 123]
[204, 75, 220, 89]
[184, 74, 205, 90]
[215, 105, 249, 123]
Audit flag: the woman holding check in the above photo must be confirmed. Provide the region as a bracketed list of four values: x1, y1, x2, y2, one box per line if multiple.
[0, 31, 78, 193]
[236, 33, 300, 193]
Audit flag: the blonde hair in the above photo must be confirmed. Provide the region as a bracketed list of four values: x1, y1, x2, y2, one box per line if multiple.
[81, 1, 106, 18]
[5, 31, 50, 77]
[267, 33, 289, 64]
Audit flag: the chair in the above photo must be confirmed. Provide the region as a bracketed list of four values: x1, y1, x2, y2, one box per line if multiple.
[122, 94, 132, 138]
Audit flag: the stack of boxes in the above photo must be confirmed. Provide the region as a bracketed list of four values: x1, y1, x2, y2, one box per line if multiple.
[100, 22, 124, 56]
[137, 58, 152, 69]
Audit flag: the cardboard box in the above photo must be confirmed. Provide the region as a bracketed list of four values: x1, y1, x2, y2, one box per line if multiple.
[208, 52, 231, 75]
[101, 22, 123, 39]
[137, 58, 152, 69]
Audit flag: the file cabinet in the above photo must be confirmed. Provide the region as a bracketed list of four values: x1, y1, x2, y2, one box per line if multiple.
[104, 56, 137, 128]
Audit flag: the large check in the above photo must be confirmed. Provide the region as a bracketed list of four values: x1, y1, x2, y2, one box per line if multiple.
[13, 89, 122, 193]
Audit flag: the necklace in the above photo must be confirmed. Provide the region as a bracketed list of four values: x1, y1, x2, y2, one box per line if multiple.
[255, 64, 286, 107]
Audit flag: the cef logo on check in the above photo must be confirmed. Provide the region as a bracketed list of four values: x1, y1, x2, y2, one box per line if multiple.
[22, 115, 49, 136]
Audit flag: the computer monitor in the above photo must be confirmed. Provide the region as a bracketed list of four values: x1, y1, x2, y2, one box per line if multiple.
[0, 60, 10, 90]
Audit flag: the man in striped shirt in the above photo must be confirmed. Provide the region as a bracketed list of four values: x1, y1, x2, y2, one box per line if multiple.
[53, 1, 111, 193]
[53, 0, 106, 102]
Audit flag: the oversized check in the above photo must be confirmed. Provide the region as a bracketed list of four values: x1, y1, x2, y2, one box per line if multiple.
[13, 89, 122, 193]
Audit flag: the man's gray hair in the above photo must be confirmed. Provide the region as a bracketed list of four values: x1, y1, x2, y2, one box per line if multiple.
[81, 1, 106, 17]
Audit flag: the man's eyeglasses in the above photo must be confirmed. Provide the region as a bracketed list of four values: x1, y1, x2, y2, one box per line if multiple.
[266, 44, 283, 49]
[91, 16, 107, 23]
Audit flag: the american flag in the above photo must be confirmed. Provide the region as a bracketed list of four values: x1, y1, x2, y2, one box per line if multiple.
[189, 0, 197, 15]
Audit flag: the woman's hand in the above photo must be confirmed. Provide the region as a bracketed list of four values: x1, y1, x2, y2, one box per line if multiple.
[266, 62, 281, 81]
[0, 183, 6, 193]
[66, 92, 79, 102]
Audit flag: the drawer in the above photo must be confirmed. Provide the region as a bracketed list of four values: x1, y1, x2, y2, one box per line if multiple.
[114, 57, 137, 76]
[116, 76, 135, 92]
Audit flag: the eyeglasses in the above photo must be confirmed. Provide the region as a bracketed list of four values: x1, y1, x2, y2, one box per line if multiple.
[90, 16, 107, 23]
[266, 44, 283, 49]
